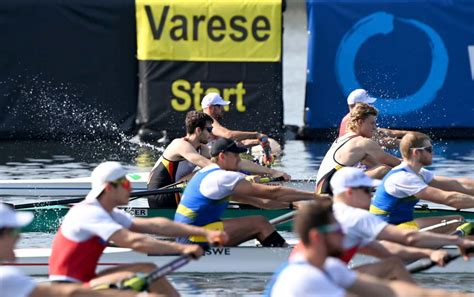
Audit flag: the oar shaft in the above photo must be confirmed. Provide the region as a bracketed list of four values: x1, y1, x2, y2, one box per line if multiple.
[13, 197, 84, 209]
[12, 186, 184, 209]
[269, 210, 296, 226]
[146, 254, 192, 282]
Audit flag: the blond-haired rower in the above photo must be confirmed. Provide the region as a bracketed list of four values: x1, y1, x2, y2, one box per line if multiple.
[371, 132, 474, 233]
[316, 103, 401, 194]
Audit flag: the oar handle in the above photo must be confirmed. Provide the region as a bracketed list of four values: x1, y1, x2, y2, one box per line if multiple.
[408, 246, 474, 273]
[115, 254, 193, 292]
[259, 176, 285, 184]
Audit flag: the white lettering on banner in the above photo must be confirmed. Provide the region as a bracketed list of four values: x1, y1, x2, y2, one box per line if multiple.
[469, 46, 474, 80]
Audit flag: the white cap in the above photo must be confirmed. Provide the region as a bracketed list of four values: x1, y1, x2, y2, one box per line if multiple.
[201, 93, 230, 109]
[0, 203, 33, 229]
[85, 161, 128, 201]
[347, 89, 376, 105]
[330, 167, 381, 195]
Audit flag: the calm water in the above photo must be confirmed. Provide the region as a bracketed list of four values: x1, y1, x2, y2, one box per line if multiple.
[2, 2, 474, 295]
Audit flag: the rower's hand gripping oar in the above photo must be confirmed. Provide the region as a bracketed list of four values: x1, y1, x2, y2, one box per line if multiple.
[94, 253, 196, 292]
[407, 246, 474, 273]
[407, 222, 474, 273]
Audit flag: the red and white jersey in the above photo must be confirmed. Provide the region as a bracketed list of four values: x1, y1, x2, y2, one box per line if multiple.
[333, 202, 388, 262]
[290, 202, 387, 263]
[49, 199, 134, 282]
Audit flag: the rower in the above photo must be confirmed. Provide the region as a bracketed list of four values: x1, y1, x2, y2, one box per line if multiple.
[147, 110, 214, 208]
[200, 92, 279, 166]
[265, 202, 471, 297]
[174, 138, 324, 247]
[148, 110, 291, 208]
[291, 167, 474, 281]
[370, 132, 474, 234]
[316, 102, 401, 195]
[339, 89, 411, 149]
[48, 162, 228, 296]
[0, 203, 148, 297]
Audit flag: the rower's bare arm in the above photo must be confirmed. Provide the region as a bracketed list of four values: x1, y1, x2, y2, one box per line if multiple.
[108, 228, 203, 256]
[378, 224, 472, 250]
[239, 159, 290, 180]
[430, 175, 474, 196]
[362, 240, 447, 264]
[348, 273, 463, 297]
[231, 194, 289, 209]
[30, 284, 151, 297]
[179, 142, 212, 168]
[378, 127, 410, 139]
[212, 120, 260, 141]
[131, 218, 228, 246]
[364, 139, 401, 167]
[415, 186, 474, 209]
[233, 180, 317, 202]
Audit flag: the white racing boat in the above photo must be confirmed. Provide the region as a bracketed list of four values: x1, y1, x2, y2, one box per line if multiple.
[0, 173, 149, 196]
[9, 246, 292, 275]
[7, 245, 471, 275]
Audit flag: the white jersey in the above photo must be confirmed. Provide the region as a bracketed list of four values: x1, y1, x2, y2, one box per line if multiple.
[0, 266, 36, 297]
[59, 198, 134, 242]
[267, 256, 357, 297]
[199, 164, 245, 200]
[384, 162, 434, 198]
[333, 202, 388, 250]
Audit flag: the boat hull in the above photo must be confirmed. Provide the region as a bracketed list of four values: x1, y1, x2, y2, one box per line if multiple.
[19, 204, 474, 233]
[9, 246, 292, 275]
[8, 246, 471, 275]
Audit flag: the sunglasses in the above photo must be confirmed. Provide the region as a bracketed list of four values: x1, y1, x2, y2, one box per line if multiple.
[352, 186, 374, 194]
[316, 222, 343, 235]
[412, 146, 433, 154]
[110, 177, 131, 191]
[205, 126, 213, 133]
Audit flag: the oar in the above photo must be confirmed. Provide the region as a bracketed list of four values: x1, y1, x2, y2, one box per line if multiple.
[407, 246, 474, 273]
[94, 254, 194, 292]
[11, 186, 185, 210]
[269, 210, 297, 226]
[259, 176, 286, 183]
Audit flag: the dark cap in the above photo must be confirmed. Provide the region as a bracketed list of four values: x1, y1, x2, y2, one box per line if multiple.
[211, 138, 247, 157]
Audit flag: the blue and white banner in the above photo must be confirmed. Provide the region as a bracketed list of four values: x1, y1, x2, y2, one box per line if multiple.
[304, 0, 474, 130]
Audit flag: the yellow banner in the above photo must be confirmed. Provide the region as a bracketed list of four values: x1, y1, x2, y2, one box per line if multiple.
[136, 0, 281, 62]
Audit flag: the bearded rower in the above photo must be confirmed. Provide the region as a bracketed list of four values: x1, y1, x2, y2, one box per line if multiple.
[148, 110, 289, 208]
[316, 103, 401, 194]
[370, 132, 474, 233]
[147, 111, 214, 208]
